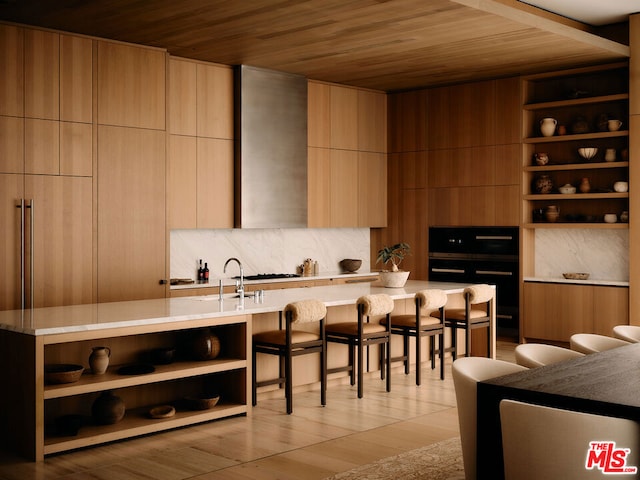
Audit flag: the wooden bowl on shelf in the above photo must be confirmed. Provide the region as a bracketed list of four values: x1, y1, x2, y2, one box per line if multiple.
[45, 364, 84, 384]
[563, 273, 590, 280]
[183, 394, 220, 411]
[339, 259, 362, 273]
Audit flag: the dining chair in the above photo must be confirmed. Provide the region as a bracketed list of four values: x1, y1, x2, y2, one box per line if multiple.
[326, 294, 394, 398]
[612, 324, 640, 343]
[514, 343, 584, 368]
[452, 356, 527, 480]
[381, 289, 448, 385]
[431, 284, 493, 359]
[500, 399, 640, 480]
[569, 333, 631, 354]
[252, 299, 327, 414]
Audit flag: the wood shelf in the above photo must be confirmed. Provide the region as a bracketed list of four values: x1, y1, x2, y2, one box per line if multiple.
[44, 358, 247, 399]
[524, 223, 628, 229]
[524, 161, 628, 172]
[523, 93, 628, 111]
[43, 402, 247, 455]
[524, 130, 628, 144]
[524, 193, 628, 201]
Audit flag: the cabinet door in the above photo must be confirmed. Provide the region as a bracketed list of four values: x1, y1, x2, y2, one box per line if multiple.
[0, 24, 24, 117]
[0, 174, 24, 311]
[0, 115, 24, 174]
[330, 149, 358, 226]
[24, 119, 59, 175]
[196, 63, 233, 139]
[196, 137, 234, 228]
[168, 135, 197, 229]
[307, 146, 331, 227]
[168, 58, 197, 136]
[59, 34, 93, 124]
[308, 81, 331, 148]
[358, 151, 387, 227]
[97, 41, 166, 130]
[523, 282, 593, 342]
[593, 286, 628, 335]
[25, 175, 93, 308]
[358, 90, 386, 153]
[24, 29, 59, 120]
[330, 85, 358, 150]
[98, 126, 166, 302]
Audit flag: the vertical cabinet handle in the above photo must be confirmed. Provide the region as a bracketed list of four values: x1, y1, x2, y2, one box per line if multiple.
[16, 199, 34, 310]
[27, 199, 34, 310]
[18, 199, 25, 310]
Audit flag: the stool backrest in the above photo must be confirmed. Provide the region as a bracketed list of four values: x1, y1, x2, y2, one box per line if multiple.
[357, 294, 394, 316]
[464, 284, 493, 305]
[284, 299, 327, 324]
[416, 289, 447, 310]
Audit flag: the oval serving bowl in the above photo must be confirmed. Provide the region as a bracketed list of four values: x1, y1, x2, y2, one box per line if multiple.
[45, 364, 84, 384]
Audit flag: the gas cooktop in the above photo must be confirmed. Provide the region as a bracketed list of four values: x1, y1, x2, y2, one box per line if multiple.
[234, 273, 301, 281]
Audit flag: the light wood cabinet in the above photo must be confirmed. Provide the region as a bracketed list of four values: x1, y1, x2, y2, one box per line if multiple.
[97, 126, 166, 302]
[0, 24, 24, 117]
[59, 34, 93, 123]
[523, 281, 628, 342]
[24, 28, 59, 120]
[97, 41, 165, 130]
[307, 81, 387, 227]
[167, 57, 234, 229]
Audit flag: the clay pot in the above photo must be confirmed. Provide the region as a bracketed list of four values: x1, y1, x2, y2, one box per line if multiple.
[579, 178, 591, 193]
[92, 391, 125, 425]
[89, 346, 111, 375]
[545, 206, 560, 223]
[534, 175, 553, 194]
[192, 329, 221, 361]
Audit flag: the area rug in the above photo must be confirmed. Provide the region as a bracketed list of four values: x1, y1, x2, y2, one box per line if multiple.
[323, 436, 465, 480]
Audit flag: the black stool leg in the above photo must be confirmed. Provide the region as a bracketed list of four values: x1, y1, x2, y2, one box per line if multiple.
[252, 346, 258, 406]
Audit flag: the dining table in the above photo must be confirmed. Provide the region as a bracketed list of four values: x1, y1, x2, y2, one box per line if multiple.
[476, 342, 640, 479]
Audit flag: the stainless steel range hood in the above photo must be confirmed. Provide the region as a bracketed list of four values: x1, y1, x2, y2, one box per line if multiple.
[234, 65, 308, 228]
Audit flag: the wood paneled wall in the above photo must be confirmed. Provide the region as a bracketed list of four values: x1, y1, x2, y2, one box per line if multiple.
[376, 77, 521, 280]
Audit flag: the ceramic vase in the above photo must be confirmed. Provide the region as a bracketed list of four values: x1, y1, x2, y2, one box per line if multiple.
[579, 177, 591, 193]
[540, 118, 557, 137]
[192, 329, 221, 360]
[534, 175, 553, 194]
[89, 346, 111, 375]
[92, 391, 125, 425]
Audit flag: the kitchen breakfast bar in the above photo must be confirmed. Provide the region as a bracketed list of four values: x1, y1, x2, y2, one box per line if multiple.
[0, 280, 494, 460]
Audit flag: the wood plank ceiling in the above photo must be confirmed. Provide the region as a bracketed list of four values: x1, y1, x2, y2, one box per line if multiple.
[0, 0, 630, 91]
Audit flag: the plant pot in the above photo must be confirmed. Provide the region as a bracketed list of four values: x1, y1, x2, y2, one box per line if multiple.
[379, 270, 410, 288]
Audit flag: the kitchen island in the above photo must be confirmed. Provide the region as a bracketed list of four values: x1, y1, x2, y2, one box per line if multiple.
[0, 280, 492, 460]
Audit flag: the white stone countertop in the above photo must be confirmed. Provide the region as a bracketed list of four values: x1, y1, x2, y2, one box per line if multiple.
[0, 280, 473, 336]
[169, 270, 380, 290]
[524, 277, 629, 287]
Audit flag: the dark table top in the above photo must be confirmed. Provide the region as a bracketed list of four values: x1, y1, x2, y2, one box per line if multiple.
[476, 343, 640, 479]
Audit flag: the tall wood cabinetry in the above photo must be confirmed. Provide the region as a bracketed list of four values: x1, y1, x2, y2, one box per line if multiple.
[0, 25, 93, 310]
[167, 57, 234, 229]
[307, 81, 387, 228]
[96, 41, 167, 303]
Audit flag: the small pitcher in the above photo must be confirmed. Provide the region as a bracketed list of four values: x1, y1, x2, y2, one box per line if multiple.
[540, 118, 557, 137]
[89, 346, 111, 375]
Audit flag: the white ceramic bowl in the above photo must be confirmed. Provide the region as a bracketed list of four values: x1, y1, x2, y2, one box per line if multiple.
[578, 147, 598, 160]
[613, 181, 628, 193]
[604, 213, 618, 223]
[558, 184, 576, 194]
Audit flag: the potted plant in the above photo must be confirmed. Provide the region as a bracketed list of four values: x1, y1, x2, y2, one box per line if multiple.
[376, 242, 411, 287]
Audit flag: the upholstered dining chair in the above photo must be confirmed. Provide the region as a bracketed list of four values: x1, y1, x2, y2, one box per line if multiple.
[569, 333, 631, 354]
[452, 356, 527, 480]
[431, 284, 493, 359]
[612, 324, 640, 343]
[381, 289, 448, 385]
[514, 343, 584, 368]
[252, 299, 327, 414]
[326, 294, 394, 398]
[500, 399, 640, 480]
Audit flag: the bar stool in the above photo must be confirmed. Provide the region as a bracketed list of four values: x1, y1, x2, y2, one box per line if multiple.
[381, 289, 448, 384]
[252, 299, 327, 414]
[326, 294, 394, 398]
[431, 284, 492, 359]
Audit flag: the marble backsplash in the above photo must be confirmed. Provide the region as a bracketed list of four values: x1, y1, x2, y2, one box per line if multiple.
[170, 228, 371, 280]
[534, 228, 629, 282]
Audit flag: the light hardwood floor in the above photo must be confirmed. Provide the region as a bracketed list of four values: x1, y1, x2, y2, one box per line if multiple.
[0, 341, 516, 480]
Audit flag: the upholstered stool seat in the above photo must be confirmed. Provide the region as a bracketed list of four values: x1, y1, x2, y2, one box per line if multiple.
[326, 294, 394, 398]
[381, 289, 448, 385]
[252, 299, 327, 414]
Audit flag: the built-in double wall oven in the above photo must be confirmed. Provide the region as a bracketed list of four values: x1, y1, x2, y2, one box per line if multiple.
[428, 226, 519, 340]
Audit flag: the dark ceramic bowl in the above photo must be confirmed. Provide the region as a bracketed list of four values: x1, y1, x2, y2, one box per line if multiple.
[45, 364, 84, 384]
[183, 394, 220, 410]
[150, 347, 176, 365]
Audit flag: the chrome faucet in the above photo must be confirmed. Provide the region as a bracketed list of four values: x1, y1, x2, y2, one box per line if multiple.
[223, 257, 244, 298]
